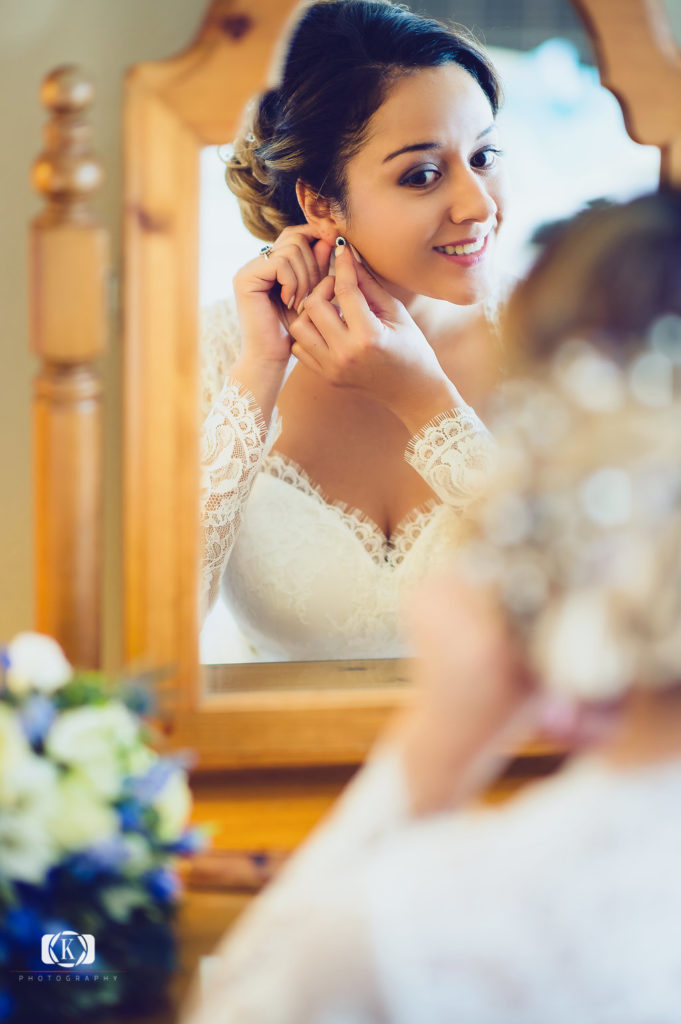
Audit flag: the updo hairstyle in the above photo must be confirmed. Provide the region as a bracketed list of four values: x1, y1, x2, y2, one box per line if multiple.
[225, 0, 502, 241]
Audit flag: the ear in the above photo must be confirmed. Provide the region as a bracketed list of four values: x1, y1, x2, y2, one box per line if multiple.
[296, 180, 347, 244]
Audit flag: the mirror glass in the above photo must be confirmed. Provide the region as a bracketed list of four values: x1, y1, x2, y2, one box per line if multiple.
[665, 0, 681, 46]
[198, 0, 660, 670]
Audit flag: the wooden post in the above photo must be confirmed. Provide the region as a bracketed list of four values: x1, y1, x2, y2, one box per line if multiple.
[29, 66, 108, 668]
[570, 0, 681, 186]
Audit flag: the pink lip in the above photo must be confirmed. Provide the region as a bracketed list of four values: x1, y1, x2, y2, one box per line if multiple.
[433, 233, 491, 267]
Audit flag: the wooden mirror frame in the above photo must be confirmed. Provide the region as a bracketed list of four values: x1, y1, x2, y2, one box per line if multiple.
[122, 0, 681, 771]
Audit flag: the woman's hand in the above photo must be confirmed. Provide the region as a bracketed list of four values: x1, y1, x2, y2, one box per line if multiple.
[230, 225, 333, 422]
[386, 574, 537, 816]
[288, 241, 465, 433]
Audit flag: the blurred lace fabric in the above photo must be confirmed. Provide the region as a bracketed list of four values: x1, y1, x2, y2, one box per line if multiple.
[459, 316, 681, 701]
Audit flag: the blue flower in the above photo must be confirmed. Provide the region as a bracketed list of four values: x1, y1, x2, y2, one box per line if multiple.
[144, 867, 179, 903]
[128, 752, 195, 806]
[121, 683, 154, 716]
[18, 694, 56, 746]
[128, 758, 176, 805]
[117, 798, 146, 832]
[4, 906, 42, 945]
[164, 828, 206, 855]
[66, 836, 131, 879]
[0, 989, 14, 1021]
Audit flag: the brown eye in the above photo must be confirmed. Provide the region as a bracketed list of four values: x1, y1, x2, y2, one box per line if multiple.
[400, 166, 441, 188]
[471, 147, 502, 170]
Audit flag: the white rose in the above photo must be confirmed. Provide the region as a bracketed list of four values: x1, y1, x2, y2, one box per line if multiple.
[49, 770, 119, 852]
[533, 589, 634, 700]
[46, 703, 139, 764]
[5, 632, 72, 695]
[0, 704, 32, 796]
[153, 771, 192, 842]
[0, 812, 57, 884]
[0, 704, 57, 800]
[0, 706, 60, 882]
[45, 704, 141, 799]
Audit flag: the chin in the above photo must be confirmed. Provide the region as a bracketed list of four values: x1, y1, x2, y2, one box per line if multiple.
[428, 279, 492, 307]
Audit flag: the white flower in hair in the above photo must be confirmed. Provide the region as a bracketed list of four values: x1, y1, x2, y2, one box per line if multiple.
[532, 589, 634, 700]
[465, 336, 681, 701]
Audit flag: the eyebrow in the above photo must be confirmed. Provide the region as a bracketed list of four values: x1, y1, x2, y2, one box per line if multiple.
[382, 125, 496, 164]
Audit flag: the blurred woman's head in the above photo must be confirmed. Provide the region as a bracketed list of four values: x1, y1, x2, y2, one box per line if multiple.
[226, 0, 506, 305]
[504, 190, 681, 363]
[466, 190, 681, 703]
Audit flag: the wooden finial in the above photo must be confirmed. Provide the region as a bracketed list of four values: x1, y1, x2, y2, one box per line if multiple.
[30, 63, 108, 668]
[31, 65, 102, 218]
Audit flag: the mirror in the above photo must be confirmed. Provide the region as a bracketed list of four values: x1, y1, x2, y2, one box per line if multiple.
[123, 0, 678, 768]
[196, 0, 661, 668]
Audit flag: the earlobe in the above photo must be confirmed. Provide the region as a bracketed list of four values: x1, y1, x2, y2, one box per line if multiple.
[295, 180, 344, 245]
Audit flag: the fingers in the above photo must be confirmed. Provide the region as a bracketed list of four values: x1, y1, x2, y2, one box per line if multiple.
[290, 338, 324, 375]
[312, 238, 333, 280]
[331, 241, 371, 328]
[289, 277, 337, 370]
[302, 275, 349, 342]
[266, 226, 328, 311]
[354, 261, 401, 321]
[275, 246, 317, 311]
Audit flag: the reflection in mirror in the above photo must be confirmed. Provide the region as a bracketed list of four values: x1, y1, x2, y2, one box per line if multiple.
[198, 0, 660, 669]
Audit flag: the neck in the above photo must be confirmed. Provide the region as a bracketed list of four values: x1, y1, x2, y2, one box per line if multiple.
[597, 684, 681, 770]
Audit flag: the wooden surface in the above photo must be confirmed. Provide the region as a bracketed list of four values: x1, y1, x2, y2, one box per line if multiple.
[30, 66, 107, 668]
[572, 0, 681, 184]
[122, 0, 332, 769]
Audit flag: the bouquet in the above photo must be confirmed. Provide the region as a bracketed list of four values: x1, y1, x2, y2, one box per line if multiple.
[0, 633, 204, 1022]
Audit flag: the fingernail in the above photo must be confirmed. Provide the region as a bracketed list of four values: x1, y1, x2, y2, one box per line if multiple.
[335, 235, 346, 249]
[287, 295, 295, 310]
[297, 295, 307, 314]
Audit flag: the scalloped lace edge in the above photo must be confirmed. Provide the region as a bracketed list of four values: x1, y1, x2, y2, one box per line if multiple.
[262, 450, 442, 567]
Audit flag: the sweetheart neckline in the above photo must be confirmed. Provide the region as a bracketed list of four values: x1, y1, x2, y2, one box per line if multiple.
[261, 449, 445, 561]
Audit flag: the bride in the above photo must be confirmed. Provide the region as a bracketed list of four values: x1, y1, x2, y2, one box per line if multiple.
[200, 0, 506, 660]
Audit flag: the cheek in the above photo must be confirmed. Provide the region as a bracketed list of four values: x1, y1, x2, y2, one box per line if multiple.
[345, 197, 410, 263]
[491, 169, 509, 223]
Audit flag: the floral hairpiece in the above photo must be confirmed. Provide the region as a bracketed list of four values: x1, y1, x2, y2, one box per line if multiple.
[459, 314, 681, 701]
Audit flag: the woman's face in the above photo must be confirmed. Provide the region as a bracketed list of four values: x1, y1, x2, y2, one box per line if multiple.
[337, 64, 507, 307]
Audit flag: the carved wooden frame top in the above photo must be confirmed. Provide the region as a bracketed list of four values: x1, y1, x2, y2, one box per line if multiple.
[122, 0, 681, 771]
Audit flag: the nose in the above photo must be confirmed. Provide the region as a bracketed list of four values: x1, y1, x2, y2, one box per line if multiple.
[446, 163, 497, 227]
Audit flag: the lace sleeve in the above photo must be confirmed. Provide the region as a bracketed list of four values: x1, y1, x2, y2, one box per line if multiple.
[180, 745, 409, 1024]
[199, 299, 243, 420]
[198, 299, 282, 616]
[404, 407, 496, 511]
[200, 379, 275, 616]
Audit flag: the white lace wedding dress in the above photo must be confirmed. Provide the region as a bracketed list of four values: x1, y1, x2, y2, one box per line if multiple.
[200, 301, 495, 660]
[182, 743, 681, 1023]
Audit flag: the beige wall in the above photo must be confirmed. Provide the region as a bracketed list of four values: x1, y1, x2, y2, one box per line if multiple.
[0, 0, 208, 665]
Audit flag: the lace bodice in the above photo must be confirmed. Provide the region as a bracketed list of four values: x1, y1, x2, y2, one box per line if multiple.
[199, 300, 495, 659]
[182, 747, 681, 1023]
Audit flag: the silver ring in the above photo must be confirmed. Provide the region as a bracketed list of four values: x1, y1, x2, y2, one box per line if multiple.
[260, 244, 274, 261]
